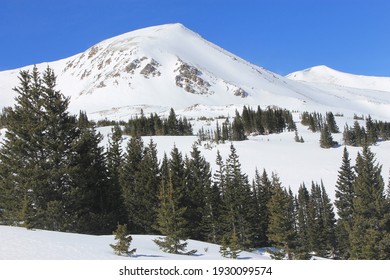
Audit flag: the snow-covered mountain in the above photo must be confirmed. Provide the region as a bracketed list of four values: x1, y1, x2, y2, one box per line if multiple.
[287, 65, 390, 93]
[1, 23, 390, 120]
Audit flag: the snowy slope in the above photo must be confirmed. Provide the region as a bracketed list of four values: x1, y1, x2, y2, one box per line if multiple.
[0, 225, 270, 260]
[287, 65, 390, 93]
[0, 23, 390, 121]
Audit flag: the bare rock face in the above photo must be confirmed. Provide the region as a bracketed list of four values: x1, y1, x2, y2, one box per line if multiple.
[234, 88, 248, 98]
[140, 59, 161, 78]
[174, 59, 211, 95]
[125, 57, 147, 74]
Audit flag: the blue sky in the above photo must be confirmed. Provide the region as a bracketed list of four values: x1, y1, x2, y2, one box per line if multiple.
[1, 0, 389, 76]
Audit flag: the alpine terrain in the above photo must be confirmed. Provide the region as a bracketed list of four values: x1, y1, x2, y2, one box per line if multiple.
[0, 23, 390, 260]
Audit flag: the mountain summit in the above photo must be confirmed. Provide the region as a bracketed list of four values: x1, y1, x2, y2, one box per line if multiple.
[287, 65, 390, 93]
[1, 23, 390, 120]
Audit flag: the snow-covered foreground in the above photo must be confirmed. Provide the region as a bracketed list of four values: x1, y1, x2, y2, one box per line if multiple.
[0, 226, 270, 260]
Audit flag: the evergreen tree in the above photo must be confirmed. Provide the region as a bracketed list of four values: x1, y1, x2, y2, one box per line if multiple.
[106, 125, 127, 226]
[222, 144, 255, 249]
[241, 105, 252, 133]
[219, 228, 242, 259]
[334, 147, 355, 259]
[134, 139, 160, 234]
[320, 124, 335, 148]
[365, 115, 378, 145]
[110, 224, 136, 256]
[326, 112, 339, 133]
[320, 182, 337, 257]
[232, 110, 246, 141]
[295, 183, 311, 259]
[68, 117, 112, 234]
[253, 169, 273, 247]
[349, 146, 389, 259]
[167, 108, 178, 135]
[120, 136, 144, 233]
[202, 178, 223, 244]
[267, 181, 296, 259]
[0, 67, 78, 230]
[154, 171, 196, 255]
[184, 145, 211, 241]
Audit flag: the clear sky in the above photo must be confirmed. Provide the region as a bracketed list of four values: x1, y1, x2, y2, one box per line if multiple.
[1, 0, 389, 76]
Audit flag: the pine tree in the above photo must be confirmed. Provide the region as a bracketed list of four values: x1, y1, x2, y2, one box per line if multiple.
[365, 115, 378, 145]
[320, 182, 337, 257]
[222, 144, 255, 249]
[219, 228, 242, 259]
[167, 108, 178, 135]
[326, 112, 339, 133]
[184, 145, 211, 241]
[202, 178, 223, 244]
[334, 147, 355, 259]
[320, 123, 335, 148]
[232, 110, 246, 141]
[267, 183, 296, 259]
[295, 183, 311, 259]
[253, 169, 273, 247]
[201, 150, 225, 244]
[241, 105, 252, 133]
[120, 136, 144, 233]
[135, 139, 160, 234]
[110, 224, 136, 256]
[69, 117, 112, 234]
[0, 67, 79, 230]
[349, 146, 389, 259]
[0, 67, 42, 226]
[154, 171, 196, 255]
[106, 125, 127, 226]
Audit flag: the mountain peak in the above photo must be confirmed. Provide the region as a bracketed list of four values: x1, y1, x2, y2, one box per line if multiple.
[287, 65, 390, 92]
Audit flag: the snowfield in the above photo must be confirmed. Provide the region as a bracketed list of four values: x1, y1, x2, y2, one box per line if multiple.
[0, 225, 270, 260]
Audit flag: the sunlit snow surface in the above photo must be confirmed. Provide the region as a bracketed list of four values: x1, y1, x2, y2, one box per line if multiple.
[0, 226, 270, 260]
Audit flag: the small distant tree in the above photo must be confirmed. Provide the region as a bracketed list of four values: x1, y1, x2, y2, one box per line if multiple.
[320, 124, 335, 148]
[110, 224, 136, 256]
[326, 112, 339, 133]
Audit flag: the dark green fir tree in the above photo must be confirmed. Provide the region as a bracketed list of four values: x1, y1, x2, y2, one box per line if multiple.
[320, 123, 335, 148]
[267, 178, 296, 259]
[154, 171, 196, 255]
[349, 146, 389, 259]
[334, 147, 355, 259]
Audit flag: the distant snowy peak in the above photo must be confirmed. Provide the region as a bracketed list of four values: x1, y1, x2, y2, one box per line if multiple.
[60, 22, 262, 98]
[287, 65, 390, 93]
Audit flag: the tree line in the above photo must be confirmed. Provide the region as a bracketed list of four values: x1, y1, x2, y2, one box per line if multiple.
[0, 67, 389, 259]
[96, 108, 193, 137]
[301, 111, 390, 148]
[198, 105, 296, 143]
